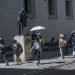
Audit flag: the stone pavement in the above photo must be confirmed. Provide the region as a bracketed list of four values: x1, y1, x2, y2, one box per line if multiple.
[0, 55, 75, 70]
[0, 48, 75, 75]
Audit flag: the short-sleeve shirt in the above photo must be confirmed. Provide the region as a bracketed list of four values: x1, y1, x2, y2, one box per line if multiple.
[33, 41, 41, 51]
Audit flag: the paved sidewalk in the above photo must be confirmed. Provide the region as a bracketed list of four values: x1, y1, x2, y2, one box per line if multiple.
[0, 55, 75, 70]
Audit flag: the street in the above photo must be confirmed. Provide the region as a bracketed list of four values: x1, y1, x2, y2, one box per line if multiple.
[0, 62, 75, 75]
[37, 68, 75, 75]
[0, 48, 74, 75]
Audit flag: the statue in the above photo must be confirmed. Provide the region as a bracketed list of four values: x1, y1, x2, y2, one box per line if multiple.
[17, 8, 28, 35]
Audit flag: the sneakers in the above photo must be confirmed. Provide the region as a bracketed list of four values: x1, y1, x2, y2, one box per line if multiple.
[5, 63, 9, 66]
[62, 57, 65, 59]
[5, 60, 9, 66]
[36, 61, 40, 66]
[16, 58, 23, 65]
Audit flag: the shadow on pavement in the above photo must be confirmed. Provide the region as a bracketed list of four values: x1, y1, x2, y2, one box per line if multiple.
[40, 61, 65, 65]
[0, 68, 75, 75]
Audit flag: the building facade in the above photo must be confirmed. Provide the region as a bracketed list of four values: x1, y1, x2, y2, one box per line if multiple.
[0, 0, 75, 44]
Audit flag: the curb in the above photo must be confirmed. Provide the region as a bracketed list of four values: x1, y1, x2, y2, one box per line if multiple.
[25, 60, 75, 75]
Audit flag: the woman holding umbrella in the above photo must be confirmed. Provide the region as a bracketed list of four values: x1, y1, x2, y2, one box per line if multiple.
[29, 38, 42, 65]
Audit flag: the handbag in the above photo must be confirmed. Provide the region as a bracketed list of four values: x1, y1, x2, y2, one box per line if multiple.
[59, 39, 67, 48]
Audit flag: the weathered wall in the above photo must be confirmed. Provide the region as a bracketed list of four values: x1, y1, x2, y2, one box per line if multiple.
[0, 0, 75, 44]
[0, 0, 23, 44]
[27, 0, 75, 41]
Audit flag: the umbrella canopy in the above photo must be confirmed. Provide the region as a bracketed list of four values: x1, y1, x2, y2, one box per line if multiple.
[30, 26, 46, 31]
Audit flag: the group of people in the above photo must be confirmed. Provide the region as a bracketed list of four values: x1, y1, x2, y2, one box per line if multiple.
[58, 33, 75, 59]
[30, 32, 75, 61]
[0, 38, 23, 65]
[29, 32, 45, 65]
[1, 32, 75, 66]
[0, 31, 45, 65]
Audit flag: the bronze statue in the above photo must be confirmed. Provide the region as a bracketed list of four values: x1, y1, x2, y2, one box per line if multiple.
[17, 8, 28, 35]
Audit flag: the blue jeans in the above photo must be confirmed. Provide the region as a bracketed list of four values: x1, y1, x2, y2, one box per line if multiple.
[73, 46, 75, 56]
[32, 49, 41, 60]
[34, 49, 41, 63]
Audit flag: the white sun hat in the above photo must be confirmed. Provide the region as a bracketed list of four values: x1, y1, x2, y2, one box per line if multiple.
[59, 34, 64, 37]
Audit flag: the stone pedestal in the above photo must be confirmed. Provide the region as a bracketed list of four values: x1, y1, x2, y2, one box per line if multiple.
[13, 35, 32, 63]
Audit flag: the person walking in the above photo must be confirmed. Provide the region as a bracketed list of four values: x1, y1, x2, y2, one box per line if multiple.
[37, 33, 45, 49]
[58, 34, 67, 59]
[12, 40, 23, 65]
[71, 33, 75, 57]
[37, 33, 45, 59]
[29, 38, 42, 65]
[0, 38, 9, 66]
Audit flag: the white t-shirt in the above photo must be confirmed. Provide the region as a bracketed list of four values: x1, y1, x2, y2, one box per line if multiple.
[34, 41, 41, 50]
